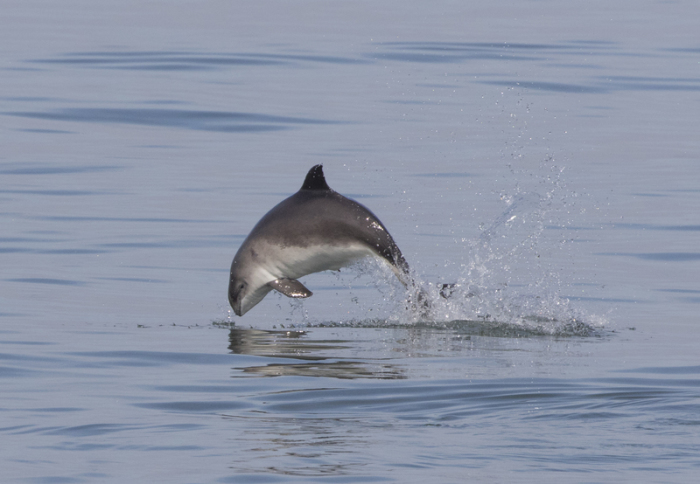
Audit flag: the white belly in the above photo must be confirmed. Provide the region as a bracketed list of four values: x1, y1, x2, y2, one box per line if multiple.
[250, 241, 378, 288]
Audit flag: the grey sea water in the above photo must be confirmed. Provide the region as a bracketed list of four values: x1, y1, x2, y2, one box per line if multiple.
[2, 1, 700, 482]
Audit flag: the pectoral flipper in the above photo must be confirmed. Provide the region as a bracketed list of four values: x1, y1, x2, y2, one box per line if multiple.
[268, 278, 313, 298]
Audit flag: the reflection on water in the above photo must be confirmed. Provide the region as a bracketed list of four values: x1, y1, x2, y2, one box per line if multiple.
[227, 328, 406, 379]
[228, 328, 344, 360]
[224, 319, 603, 381]
[238, 359, 405, 379]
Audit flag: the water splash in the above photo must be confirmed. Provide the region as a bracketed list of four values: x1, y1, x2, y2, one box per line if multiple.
[306, 162, 606, 337]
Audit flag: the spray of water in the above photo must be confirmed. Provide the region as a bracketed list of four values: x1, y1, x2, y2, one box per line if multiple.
[306, 155, 606, 337]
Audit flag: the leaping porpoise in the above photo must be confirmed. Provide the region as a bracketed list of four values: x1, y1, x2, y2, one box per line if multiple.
[228, 165, 416, 316]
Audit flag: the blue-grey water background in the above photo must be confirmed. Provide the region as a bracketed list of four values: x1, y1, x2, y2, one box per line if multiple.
[2, 1, 700, 482]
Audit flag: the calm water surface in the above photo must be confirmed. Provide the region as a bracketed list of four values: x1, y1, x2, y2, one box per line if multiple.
[2, 1, 700, 482]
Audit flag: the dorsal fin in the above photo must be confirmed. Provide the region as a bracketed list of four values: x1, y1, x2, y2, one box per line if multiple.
[301, 164, 331, 191]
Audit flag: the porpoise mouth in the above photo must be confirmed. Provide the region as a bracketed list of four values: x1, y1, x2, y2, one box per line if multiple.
[228, 289, 243, 316]
[232, 303, 243, 317]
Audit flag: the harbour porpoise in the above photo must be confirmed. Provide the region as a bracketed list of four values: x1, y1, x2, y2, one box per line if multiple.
[228, 165, 417, 316]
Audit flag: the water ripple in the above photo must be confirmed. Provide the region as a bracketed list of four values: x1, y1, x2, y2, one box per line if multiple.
[599, 252, 700, 262]
[128, 371, 700, 423]
[8, 278, 86, 286]
[0, 163, 121, 175]
[6, 108, 340, 133]
[67, 350, 239, 367]
[30, 51, 368, 70]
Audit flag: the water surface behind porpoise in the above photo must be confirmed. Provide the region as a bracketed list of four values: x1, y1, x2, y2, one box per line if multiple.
[2, 1, 700, 482]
